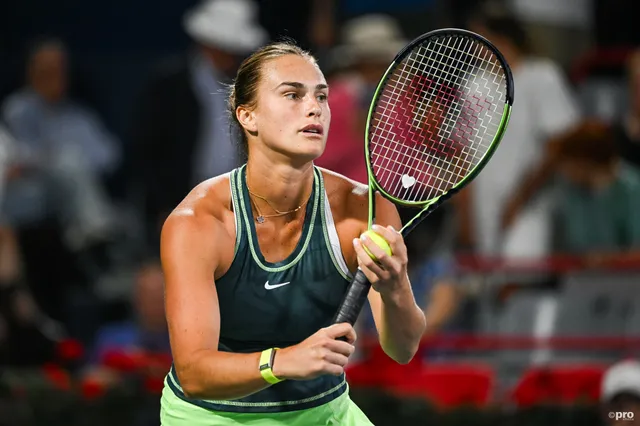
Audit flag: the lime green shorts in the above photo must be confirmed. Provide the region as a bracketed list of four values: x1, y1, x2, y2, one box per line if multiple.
[160, 383, 373, 426]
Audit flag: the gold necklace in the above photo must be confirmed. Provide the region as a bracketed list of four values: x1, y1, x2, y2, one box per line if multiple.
[247, 187, 310, 224]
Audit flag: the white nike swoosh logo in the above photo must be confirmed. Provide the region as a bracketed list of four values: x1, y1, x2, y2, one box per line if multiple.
[264, 281, 291, 290]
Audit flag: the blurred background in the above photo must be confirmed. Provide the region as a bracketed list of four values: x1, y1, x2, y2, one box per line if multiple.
[1, 0, 640, 425]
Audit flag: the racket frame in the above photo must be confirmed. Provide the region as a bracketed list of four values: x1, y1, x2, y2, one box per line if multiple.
[363, 28, 514, 237]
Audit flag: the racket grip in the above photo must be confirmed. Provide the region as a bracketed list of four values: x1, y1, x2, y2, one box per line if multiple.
[332, 269, 371, 330]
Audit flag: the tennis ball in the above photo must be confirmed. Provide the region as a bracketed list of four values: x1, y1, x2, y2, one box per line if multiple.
[362, 230, 392, 262]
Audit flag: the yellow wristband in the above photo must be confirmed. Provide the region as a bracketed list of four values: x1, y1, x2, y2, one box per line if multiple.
[259, 348, 283, 384]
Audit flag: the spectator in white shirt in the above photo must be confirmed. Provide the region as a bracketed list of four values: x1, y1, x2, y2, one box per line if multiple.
[1, 37, 121, 249]
[457, 10, 581, 259]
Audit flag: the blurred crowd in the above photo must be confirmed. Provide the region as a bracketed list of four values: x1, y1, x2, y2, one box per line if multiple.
[2, 0, 640, 424]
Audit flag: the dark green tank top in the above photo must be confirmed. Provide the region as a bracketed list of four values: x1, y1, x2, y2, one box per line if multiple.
[167, 165, 353, 413]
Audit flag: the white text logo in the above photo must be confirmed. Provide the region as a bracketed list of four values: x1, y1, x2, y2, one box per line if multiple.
[609, 412, 634, 421]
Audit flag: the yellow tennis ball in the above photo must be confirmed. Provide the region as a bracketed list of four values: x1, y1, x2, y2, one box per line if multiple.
[362, 230, 392, 261]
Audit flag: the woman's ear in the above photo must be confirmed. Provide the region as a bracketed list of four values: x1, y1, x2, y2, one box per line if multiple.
[236, 106, 257, 134]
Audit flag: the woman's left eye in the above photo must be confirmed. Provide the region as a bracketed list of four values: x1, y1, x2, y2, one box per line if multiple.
[317, 94, 328, 102]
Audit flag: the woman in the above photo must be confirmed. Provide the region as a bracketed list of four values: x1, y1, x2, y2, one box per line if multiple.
[160, 41, 426, 425]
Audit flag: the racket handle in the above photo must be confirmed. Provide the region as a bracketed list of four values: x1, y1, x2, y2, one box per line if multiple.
[332, 269, 371, 335]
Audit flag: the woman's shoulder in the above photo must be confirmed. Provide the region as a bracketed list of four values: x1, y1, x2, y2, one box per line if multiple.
[317, 167, 368, 202]
[163, 173, 235, 238]
[316, 167, 371, 230]
[316, 166, 401, 231]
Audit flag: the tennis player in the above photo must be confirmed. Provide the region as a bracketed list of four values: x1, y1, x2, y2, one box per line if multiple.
[159, 41, 426, 425]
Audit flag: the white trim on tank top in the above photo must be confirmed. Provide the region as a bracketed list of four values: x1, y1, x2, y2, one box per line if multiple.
[323, 189, 351, 279]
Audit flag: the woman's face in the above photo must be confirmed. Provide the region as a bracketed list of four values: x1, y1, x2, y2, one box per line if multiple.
[242, 54, 331, 161]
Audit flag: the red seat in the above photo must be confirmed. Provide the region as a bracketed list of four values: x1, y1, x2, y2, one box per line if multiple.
[345, 345, 423, 388]
[511, 364, 606, 407]
[388, 363, 495, 408]
[346, 344, 494, 408]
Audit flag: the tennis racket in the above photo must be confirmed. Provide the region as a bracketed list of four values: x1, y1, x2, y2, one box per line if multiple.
[332, 28, 514, 326]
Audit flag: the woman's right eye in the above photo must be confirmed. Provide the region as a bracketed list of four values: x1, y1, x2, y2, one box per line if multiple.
[285, 93, 299, 100]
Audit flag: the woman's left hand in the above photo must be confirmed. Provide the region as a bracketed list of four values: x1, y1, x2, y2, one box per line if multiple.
[353, 224, 410, 296]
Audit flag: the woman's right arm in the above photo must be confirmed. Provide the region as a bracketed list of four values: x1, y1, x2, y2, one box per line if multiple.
[161, 210, 270, 400]
[161, 206, 358, 401]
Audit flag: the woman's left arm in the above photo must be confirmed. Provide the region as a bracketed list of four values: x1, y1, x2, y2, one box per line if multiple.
[355, 195, 426, 364]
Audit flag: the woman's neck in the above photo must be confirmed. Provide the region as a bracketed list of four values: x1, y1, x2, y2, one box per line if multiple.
[245, 150, 315, 214]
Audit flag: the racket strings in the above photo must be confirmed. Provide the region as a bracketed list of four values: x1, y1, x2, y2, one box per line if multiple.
[370, 49, 480, 197]
[371, 68, 467, 197]
[372, 38, 476, 195]
[377, 40, 496, 171]
[425, 39, 506, 174]
[383, 40, 501, 200]
[395, 38, 482, 198]
[415, 42, 503, 199]
[369, 34, 507, 202]
[403, 39, 503, 200]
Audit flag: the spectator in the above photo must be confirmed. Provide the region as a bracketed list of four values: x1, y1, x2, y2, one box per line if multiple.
[0, 124, 19, 285]
[457, 9, 581, 259]
[415, 254, 464, 338]
[130, 0, 267, 254]
[601, 360, 640, 425]
[613, 49, 640, 170]
[86, 262, 169, 378]
[0, 280, 63, 367]
[0, 123, 62, 367]
[1, 38, 121, 249]
[0, 39, 122, 324]
[508, 0, 592, 70]
[77, 262, 169, 426]
[551, 120, 640, 265]
[308, 0, 440, 55]
[411, 204, 477, 366]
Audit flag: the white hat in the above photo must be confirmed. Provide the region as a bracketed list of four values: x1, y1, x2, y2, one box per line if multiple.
[601, 360, 640, 402]
[183, 0, 268, 54]
[330, 14, 408, 69]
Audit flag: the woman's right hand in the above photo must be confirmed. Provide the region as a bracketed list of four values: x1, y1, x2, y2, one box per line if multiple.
[272, 323, 357, 381]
